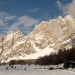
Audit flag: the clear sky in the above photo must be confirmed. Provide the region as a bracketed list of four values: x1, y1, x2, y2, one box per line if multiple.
[0, 0, 73, 35]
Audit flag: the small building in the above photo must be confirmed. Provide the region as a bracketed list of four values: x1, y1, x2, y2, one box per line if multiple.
[63, 61, 75, 69]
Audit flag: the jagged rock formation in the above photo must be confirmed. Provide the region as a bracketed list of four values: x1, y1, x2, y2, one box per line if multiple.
[28, 15, 75, 50]
[0, 15, 75, 63]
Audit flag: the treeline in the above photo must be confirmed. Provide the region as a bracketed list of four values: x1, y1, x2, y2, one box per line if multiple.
[8, 59, 36, 65]
[0, 59, 36, 65]
[36, 47, 75, 65]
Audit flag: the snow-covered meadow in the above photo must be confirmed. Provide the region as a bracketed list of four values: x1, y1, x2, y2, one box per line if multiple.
[0, 65, 75, 75]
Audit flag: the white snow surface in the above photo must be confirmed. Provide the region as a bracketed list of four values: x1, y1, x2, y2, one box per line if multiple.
[4, 32, 13, 42]
[0, 65, 75, 75]
[5, 46, 54, 63]
[21, 46, 54, 59]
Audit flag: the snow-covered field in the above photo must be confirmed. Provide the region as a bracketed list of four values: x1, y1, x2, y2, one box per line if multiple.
[0, 65, 75, 75]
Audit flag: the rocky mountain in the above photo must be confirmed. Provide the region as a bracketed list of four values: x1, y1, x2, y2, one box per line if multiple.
[0, 15, 75, 63]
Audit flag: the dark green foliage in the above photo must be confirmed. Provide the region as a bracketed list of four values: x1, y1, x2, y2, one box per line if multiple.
[36, 47, 75, 65]
[8, 59, 36, 65]
[9, 60, 27, 65]
[63, 61, 75, 69]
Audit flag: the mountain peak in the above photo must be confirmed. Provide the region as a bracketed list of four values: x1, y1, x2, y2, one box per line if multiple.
[15, 28, 22, 33]
[0, 15, 75, 63]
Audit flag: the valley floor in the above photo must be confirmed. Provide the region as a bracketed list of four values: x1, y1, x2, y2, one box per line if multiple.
[0, 65, 75, 75]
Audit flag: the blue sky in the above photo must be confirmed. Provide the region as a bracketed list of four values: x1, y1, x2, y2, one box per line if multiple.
[0, 0, 74, 35]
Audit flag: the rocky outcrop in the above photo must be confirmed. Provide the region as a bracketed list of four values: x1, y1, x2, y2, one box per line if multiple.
[0, 15, 75, 63]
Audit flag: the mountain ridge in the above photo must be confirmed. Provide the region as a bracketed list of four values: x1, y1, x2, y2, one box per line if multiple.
[0, 15, 75, 63]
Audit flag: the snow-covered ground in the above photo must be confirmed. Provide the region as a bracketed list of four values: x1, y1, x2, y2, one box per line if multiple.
[0, 65, 75, 75]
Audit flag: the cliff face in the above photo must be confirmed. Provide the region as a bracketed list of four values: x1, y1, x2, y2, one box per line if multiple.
[0, 15, 75, 63]
[28, 15, 75, 50]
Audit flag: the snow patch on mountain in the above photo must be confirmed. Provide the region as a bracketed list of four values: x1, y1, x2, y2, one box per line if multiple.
[5, 46, 54, 63]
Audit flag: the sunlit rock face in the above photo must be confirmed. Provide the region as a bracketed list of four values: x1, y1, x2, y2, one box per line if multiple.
[28, 15, 75, 50]
[0, 15, 75, 63]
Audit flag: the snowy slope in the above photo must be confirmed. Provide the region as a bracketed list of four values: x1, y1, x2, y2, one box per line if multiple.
[0, 65, 75, 75]
[5, 46, 54, 63]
